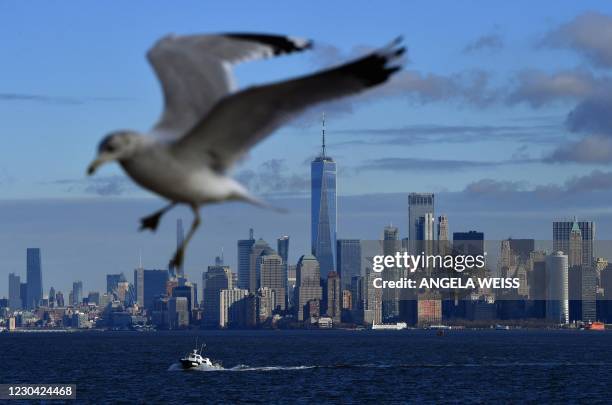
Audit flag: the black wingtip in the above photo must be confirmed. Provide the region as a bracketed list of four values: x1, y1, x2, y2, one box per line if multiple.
[334, 38, 405, 88]
[225, 33, 313, 55]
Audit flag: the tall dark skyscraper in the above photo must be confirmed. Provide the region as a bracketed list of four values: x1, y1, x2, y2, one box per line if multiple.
[326, 271, 341, 322]
[408, 193, 434, 241]
[383, 225, 401, 321]
[134, 266, 144, 307]
[142, 269, 169, 312]
[453, 231, 485, 256]
[237, 228, 256, 290]
[507, 239, 535, 263]
[26, 248, 42, 309]
[203, 265, 232, 327]
[553, 218, 595, 267]
[556, 218, 596, 323]
[20, 282, 28, 309]
[8, 273, 21, 310]
[48, 287, 56, 308]
[337, 239, 361, 290]
[277, 235, 290, 298]
[277, 235, 289, 268]
[72, 281, 83, 305]
[311, 114, 337, 278]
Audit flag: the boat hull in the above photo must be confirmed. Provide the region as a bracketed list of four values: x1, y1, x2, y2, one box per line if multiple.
[180, 359, 201, 369]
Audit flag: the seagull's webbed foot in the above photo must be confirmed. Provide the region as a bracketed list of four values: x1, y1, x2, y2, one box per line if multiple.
[140, 212, 163, 232]
[139, 203, 177, 232]
[170, 247, 185, 269]
[169, 204, 201, 269]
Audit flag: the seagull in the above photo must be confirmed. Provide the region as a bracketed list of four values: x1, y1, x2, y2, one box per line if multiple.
[87, 32, 405, 267]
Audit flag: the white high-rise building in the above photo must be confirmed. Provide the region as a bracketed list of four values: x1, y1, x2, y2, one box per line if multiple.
[546, 251, 569, 324]
[423, 213, 435, 241]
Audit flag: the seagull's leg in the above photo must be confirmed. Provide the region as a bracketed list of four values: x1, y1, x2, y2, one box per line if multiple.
[170, 204, 201, 268]
[139, 202, 177, 232]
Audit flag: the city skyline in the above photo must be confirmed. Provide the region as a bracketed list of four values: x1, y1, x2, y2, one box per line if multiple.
[4, 203, 612, 330]
[1, 189, 611, 297]
[3, 205, 607, 302]
[4, 3, 612, 300]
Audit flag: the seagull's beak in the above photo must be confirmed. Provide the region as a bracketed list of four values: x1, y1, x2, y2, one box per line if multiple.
[87, 157, 106, 176]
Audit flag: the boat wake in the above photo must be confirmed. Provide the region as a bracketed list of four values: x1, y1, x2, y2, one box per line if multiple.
[229, 364, 316, 372]
[168, 363, 315, 372]
[169, 361, 610, 372]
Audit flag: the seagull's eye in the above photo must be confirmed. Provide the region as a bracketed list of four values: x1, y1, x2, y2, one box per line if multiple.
[105, 144, 117, 153]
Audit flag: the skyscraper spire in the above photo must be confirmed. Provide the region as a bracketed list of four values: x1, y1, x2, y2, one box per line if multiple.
[321, 112, 326, 158]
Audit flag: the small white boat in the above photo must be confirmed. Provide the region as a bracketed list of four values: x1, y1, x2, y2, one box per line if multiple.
[180, 343, 213, 369]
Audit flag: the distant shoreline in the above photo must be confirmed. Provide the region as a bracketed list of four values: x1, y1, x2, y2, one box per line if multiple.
[2, 327, 609, 334]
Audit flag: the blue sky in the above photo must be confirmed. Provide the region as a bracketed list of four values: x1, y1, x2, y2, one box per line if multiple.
[2, 1, 612, 295]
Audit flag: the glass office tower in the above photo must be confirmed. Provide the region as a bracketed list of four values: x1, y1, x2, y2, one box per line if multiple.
[311, 115, 337, 278]
[26, 248, 42, 309]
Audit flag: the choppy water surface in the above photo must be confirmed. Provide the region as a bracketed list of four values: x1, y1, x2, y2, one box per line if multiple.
[2, 329, 611, 403]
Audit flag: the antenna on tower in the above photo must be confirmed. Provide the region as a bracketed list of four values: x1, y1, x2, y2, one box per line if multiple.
[138, 249, 142, 269]
[321, 112, 326, 158]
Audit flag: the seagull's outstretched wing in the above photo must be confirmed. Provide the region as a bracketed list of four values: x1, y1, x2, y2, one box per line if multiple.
[147, 33, 312, 139]
[172, 38, 405, 171]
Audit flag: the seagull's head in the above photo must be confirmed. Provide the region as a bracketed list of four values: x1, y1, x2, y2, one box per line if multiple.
[87, 130, 142, 175]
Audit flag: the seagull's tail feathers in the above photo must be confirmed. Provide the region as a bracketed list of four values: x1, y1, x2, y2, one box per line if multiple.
[238, 192, 288, 214]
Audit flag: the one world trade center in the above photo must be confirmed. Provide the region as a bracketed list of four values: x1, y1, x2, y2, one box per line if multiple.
[311, 114, 337, 278]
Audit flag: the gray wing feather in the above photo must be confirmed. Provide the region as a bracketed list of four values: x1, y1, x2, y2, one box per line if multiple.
[147, 33, 312, 139]
[172, 38, 405, 171]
